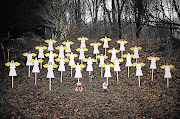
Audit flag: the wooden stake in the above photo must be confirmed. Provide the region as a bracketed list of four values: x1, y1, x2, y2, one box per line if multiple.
[136, 58, 137, 63]
[128, 66, 130, 78]
[96, 54, 97, 64]
[78, 78, 80, 83]
[167, 78, 169, 88]
[81, 59, 83, 64]
[71, 67, 72, 77]
[89, 71, 91, 75]
[107, 77, 108, 85]
[35, 73, 37, 85]
[121, 51, 123, 59]
[40, 58, 42, 69]
[61, 71, 62, 83]
[12, 76, 14, 88]
[101, 67, 103, 77]
[28, 65, 30, 77]
[151, 69, 154, 81]
[117, 71, 119, 82]
[138, 76, 140, 87]
[49, 78, 51, 91]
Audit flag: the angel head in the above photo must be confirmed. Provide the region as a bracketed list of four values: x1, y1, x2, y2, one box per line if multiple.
[101, 54, 103, 56]
[28, 51, 31, 54]
[81, 46, 83, 49]
[95, 41, 97, 44]
[49, 62, 52, 65]
[60, 45, 63, 47]
[127, 53, 130, 55]
[40, 45, 42, 47]
[11, 60, 14, 63]
[137, 61, 140, 64]
[77, 62, 79, 65]
[106, 61, 109, 65]
[88, 57, 91, 60]
[135, 46, 137, 48]
[113, 47, 115, 50]
[115, 57, 118, 60]
[50, 50, 53, 54]
[71, 52, 73, 55]
[35, 57, 37, 60]
[166, 62, 169, 65]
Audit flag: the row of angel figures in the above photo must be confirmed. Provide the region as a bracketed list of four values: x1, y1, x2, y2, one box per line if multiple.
[5, 36, 174, 90]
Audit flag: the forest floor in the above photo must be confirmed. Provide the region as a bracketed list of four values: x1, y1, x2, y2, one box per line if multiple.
[0, 37, 180, 119]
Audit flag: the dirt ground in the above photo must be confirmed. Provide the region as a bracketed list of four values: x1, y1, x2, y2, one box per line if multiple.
[0, 37, 179, 119]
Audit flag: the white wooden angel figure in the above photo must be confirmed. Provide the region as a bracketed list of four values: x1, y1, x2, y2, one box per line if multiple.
[45, 39, 57, 51]
[108, 48, 120, 60]
[5, 60, 20, 88]
[130, 46, 142, 63]
[76, 47, 88, 64]
[78, 36, 88, 48]
[30, 58, 43, 85]
[100, 36, 111, 55]
[101, 62, 114, 86]
[83, 57, 96, 75]
[123, 53, 135, 78]
[147, 55, 160, 81]
[62, 40, 74, 53]
[45, 51, 58, 64]
[132, 62, 145, 87]
[55, 57, 69, 83]
[71, 63, 86, 83]
[23, 51, 37, 77]
[66, 52, 78, 77]
[90, 42, 101, 64]
[96, 54, 108, 77]
[43, 62, 58, 91]
[35, 45, 47, 69]
[161, 63, 175, 88]
[55, 45, 67, 58]
[111, 57, 123, 82]
[117, 39, 128, 59]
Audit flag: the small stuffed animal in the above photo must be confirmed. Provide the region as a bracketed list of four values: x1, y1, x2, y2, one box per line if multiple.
[75, 82, 83, 92]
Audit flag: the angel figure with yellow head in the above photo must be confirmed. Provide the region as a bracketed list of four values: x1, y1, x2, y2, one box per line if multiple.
[90, 42, 101, 64]
[45, 50, 58, 65]
[130, 46, 142, 63]
[116, 39, 128, 59]
[55, 57, 69, 83]
[123, 53, 135, 78]
[132, 61, 145, 87]
[101, 62, 114, 86]
[30, 58, 43, 85]
[45, 39, 57, 51]
[23, 51, 37, 77]
[43, 62, 58, 91]
[147, 55, 160, 81]
[111, 57, 123, 82]
[100, 36, 111, 55]
[62, 40, 74, 53]
[83, 57, 96, 75]
[78, 36, 88, 48]
[71, 63, 86, 83]
[5, 60, 20, 88]
[35, 45, 47, 69]
[55, 45, 67, 58]
[96, 54, 108, 77]
[76, 47, 88, 64]
[161, 63, 174, 88]
[108, 48, 120, 60]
